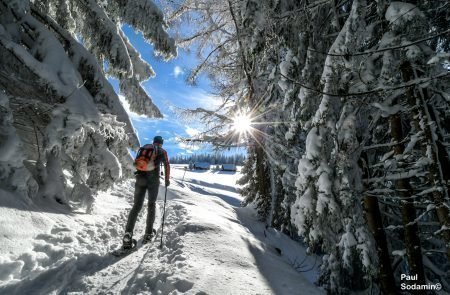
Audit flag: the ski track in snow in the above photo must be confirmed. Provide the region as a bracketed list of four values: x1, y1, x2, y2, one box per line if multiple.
[0, 166, 323, 295]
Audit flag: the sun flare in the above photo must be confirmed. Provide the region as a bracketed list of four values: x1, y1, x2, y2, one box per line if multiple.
[232, 113, 253, 134]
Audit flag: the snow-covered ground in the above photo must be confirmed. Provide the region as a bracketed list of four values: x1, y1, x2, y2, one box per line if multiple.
[0, 165, 323, 294]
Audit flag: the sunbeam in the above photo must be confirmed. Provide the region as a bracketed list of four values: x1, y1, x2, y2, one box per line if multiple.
[232, 112, 253, 134]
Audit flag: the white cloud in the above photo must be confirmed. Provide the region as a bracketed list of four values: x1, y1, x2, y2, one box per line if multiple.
[173, 89, 222, 110]
[178, 141, 200, 152]
[144, 84, 222, 110]
[165, 136, 177, 143]
[185, 126, 200, 137]
[173, 66, 184, 78]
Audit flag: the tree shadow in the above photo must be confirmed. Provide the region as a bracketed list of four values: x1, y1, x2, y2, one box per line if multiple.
[234, 208, 323, 294]
[0, 190, 97, 216]
[184, 182, 241, 207]
[0, 194, 77, 215]
[211, 170, 237, 175]
[188, 169, 209, 173]
[242, 238, 323, 294]
[0, 252, 124, 294]
[181, 178, 237, 194]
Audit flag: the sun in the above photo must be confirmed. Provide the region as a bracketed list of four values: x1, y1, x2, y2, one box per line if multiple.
[232, 113, 253, 134]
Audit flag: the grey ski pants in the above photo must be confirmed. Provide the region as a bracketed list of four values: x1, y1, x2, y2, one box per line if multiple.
[125, 171, 160, 235]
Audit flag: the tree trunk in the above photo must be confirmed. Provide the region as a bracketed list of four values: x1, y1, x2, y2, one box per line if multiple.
[400, 61, 450, 260]
[361, 155, 397, 294]
[255, 144, 272, 218]
[363, 195, 398, 293]
[389, 112, 426, 287]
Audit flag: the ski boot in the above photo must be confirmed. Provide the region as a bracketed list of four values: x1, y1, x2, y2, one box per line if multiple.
[111, 232, 137, 257]
[142, 229, 157, 244]
[122, 232, 134, 249]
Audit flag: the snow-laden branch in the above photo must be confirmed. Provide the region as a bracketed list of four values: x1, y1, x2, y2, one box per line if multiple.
[280, 72, 449, 97]
[73, 0, 132, 77]
[104, 0, 177, 59]
[307, 29, 450, 58]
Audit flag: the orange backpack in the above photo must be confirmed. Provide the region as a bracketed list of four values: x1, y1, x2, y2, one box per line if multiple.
[134, 144, 159, 171]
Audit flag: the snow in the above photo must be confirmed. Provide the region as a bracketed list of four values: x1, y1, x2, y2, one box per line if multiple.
[372, 102, 404, 118]
[385, 2, 425, 25]
[338, 225, 357, 268]
[404, 131, 423, 155]
[305, 127, 322, 159]
[0, 165, 323, 294]
[392, 249, 407, 257]
[0, 94, 21, 163]
[427, 53, 450, 65]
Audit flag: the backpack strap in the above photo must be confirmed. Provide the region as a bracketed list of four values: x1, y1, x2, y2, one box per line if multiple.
[136, 144, 154, 160]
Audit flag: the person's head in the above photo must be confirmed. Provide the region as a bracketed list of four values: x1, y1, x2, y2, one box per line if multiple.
[153, 136, 164, 146]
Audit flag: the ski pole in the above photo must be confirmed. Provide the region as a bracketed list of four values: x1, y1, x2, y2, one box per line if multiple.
[182, 166, 187, 182]
[160, 185, 168, 249]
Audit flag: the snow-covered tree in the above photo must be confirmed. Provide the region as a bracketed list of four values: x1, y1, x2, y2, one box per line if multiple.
[0, 0, 175, 208]
[162, 0, 450, 292]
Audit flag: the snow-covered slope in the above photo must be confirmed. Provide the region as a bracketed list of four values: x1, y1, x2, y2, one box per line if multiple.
[0, 165, 322, 294]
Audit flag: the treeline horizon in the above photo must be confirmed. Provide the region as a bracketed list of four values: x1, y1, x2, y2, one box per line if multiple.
[170, 153, 246, 165]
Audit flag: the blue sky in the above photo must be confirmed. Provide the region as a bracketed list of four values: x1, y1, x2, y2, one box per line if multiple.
[109, 26, 245, 158]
